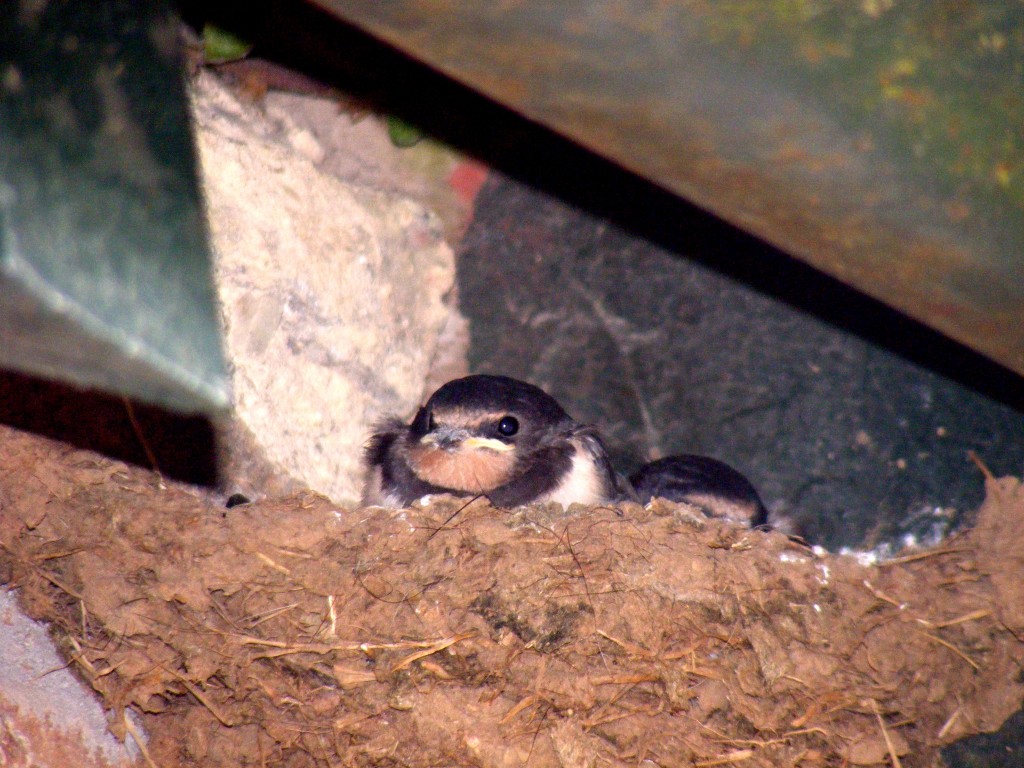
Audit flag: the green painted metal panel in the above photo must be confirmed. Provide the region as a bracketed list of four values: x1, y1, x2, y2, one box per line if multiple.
[0, 0, 228, 414]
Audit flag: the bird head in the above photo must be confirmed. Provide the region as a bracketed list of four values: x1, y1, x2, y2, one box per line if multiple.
[405, 375, 571, 494]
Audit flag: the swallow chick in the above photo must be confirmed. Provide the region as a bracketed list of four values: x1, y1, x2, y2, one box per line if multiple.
[630, 454, 770, 529]
[362, 374, 630, 509]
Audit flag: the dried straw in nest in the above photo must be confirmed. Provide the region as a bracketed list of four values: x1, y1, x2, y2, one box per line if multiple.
[1, 425, 1022, 767]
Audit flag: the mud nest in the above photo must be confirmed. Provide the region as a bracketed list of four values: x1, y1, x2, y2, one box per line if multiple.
[1, 423, 1023, 767]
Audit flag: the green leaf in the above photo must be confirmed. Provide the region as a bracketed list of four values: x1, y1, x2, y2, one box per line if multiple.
[386, 116, 425, 148]
[203, 23, 253, 65]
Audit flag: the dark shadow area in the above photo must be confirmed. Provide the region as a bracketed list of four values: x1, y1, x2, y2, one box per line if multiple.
[943, 706, 1024, 768]
[177, 0, 1024, 414]
[457, 170, 1024, 550]
[0, 369, 218, 486]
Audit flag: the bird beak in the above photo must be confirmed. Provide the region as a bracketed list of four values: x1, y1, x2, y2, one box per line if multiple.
[464, 436, 515, 452]
[420, 428, 514, 452]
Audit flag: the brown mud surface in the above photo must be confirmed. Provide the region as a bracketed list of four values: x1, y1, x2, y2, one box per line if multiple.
[1, 423, 1022, 767]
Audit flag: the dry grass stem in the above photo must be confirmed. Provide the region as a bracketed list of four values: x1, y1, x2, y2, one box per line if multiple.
[164, 666, 236, 727]
[933, 609, 991, 628]
[869, 699, 903, 768]
[387, 631, 477, 674]
[124, 709, 160, 768]
[967, 450, 995, 482]
[256, 552, 291, 574]
[878, 548, 969, 566]
[937, 707, 962, 739]
[915, 630, 981, 670]
[694, 748, 754, 766]
[862, 579, 905, 608]
[500, 694, 540, 724]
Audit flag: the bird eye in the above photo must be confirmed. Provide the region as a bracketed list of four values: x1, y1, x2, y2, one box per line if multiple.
[427, 412, 437, 431]
[497, 416, 519, 436]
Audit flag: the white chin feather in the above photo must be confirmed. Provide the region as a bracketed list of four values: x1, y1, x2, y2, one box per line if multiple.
[537, 443, 608, 507]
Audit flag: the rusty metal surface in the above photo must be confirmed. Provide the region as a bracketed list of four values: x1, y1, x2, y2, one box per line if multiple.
[314, 1, 1024, 376]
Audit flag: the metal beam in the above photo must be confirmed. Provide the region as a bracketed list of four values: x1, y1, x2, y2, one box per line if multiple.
[315, 1, 1024, 377]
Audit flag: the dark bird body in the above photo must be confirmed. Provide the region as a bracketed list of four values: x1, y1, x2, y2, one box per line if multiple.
[630, 454, 770, 529]
[363, 375, 630, 508]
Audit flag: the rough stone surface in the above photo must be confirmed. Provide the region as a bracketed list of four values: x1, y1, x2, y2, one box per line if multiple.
[0, 589, 139, 768]
[260, 88, 485, 245]
[191, 72, 457, 502]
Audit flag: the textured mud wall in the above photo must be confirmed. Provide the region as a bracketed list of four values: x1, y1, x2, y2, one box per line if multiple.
[1, 423, 1022, 767]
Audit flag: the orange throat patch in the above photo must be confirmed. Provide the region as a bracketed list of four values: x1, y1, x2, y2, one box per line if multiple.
[407, 443, 517, 494]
